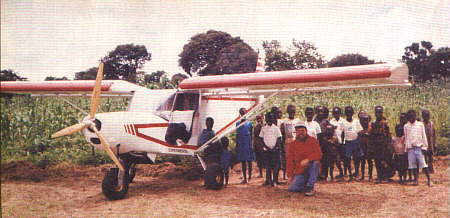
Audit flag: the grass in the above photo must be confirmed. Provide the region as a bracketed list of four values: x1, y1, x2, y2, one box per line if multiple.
[1, 80, 449, 166]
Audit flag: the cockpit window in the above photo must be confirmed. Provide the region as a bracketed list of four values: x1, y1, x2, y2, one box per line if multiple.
[173, 93, 199, 111]
[154, 91, 199, 121]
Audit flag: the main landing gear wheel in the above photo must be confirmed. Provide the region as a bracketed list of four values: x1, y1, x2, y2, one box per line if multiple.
[102, 168, 129, 200]
[204, 163, 224, 190]
[127, 162, 137, 183]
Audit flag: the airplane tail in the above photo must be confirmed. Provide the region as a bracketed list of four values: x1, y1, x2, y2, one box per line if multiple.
[255, 49, 266, 73]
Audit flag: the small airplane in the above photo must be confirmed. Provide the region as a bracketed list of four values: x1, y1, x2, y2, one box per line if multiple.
[0, 55, 410, 200]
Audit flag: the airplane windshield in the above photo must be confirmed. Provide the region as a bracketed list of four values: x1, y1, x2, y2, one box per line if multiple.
[154, 92, 177, 121]
[154, 91, 199, 121]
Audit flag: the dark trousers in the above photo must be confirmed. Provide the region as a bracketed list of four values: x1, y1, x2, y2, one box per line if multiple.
[394, 154, 408, 179]
[264, 150, 280, 184]
[424, 150, 434, 173]
[375, 157, 394, 180]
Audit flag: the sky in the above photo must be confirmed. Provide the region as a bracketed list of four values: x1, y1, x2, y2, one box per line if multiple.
[1, 0, 449, 81]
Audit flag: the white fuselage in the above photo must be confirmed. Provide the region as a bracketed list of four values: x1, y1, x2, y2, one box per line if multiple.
[82, 89, 254, 157]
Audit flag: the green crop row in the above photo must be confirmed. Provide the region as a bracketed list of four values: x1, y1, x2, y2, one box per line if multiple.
[1, 80, 449, 167]
[271, 80, 450, 155]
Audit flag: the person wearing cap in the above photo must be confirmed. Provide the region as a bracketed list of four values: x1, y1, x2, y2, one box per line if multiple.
[286, 122, 322, 196]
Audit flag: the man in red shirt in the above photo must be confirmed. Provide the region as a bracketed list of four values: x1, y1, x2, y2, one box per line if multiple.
[287, 122, 322, 196]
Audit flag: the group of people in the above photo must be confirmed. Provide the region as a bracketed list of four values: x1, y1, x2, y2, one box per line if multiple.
[199, 104, 437, 196]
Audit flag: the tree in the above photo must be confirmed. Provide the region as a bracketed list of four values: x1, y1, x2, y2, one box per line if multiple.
[209, 42, 257, 75]
[262, 40, 325, 71]
[44, 76, 69, 81]
[171, 73, 189, 85]
[74, 67, 98, 80]
[328, 53, 375, 67]
[263, 40, 295, 71]
[144, 71, 166, 83]
[101, 44, 152, 83]
[291, 40, 325, 69]
[428, 47, 450, 79]
[401, 41, 449, 81]
[179, 30, 257, 76]
[0, 69, 27, 81]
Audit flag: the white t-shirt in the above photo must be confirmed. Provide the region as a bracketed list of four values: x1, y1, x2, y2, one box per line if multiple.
[330, 118, 345, 143]
[282, 118, 301, 140]
[342, 118, 362, 142]
[259, 124, 282, 149]
[404, 121, 428, 151]
[304, 120, 321, 139]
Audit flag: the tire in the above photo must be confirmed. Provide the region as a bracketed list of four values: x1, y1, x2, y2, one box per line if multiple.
[102, 168, 129, 200]
[204, 163, 224, 190]
[127, 163, 137, 183]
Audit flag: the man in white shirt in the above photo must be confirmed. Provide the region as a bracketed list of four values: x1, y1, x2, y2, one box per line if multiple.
[260, 112, 282, 187]
[330, 107, 345, 143]
[304, 107, 321, 139]
[342, 106, 363, 181]
[404, 109, 431, 186]
[329, 107, 345, 179]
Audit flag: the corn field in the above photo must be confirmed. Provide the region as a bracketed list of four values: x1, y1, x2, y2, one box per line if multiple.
[1, 81, 449, 166]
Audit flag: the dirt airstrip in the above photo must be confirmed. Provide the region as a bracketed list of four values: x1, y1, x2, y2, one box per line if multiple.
[1, 159, 449, 217]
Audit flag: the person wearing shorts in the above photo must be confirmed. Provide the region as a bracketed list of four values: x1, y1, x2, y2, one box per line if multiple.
[342, 106, 363, 181]
[404, 110, 431, 186]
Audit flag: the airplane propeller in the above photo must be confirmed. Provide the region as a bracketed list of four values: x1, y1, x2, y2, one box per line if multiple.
[51, 63, 125, 171]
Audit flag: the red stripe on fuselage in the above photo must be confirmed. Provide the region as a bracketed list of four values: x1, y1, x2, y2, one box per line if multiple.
[131, 123, 198, 150]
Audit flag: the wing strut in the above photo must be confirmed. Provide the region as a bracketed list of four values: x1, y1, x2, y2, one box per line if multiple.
[195, 91, 279, 154]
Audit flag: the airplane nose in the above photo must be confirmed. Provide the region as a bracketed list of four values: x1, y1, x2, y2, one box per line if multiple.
[85, 117, 102, 133]
[81, 116, 102, 145]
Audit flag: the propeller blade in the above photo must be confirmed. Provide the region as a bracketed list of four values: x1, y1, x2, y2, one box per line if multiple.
[51, 122, 87, 138]
[89, 62, 104, 119]
[92, 126, 125, 171]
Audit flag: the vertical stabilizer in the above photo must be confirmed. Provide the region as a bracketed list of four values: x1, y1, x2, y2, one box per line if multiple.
[255, 49, 266, 72]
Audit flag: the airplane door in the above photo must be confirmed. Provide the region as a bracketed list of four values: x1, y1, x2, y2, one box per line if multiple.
[170, 92, 199, 129]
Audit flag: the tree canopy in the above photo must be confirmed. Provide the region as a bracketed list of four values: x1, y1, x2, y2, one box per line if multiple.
[74, 67, 98, 80]
[0, 69, 27, 81]
[171, 73, 189, 85]
[179, 30, 257, 76]
[328, 53, 375, 67]
[262, 40, 325, 71]
[144, 71, 166, 83]
[402, 41, 450, 81]
[44, 76, 69, 81]
[101, 44, 152, 83]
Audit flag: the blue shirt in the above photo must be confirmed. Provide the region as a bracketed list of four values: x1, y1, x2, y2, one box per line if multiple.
[198, 129, 215, 146]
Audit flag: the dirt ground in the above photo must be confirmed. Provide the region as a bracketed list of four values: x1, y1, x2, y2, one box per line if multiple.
[2, 158, 449, 218]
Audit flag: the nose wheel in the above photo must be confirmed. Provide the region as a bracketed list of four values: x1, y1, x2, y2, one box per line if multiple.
[102, 167, 129, 200]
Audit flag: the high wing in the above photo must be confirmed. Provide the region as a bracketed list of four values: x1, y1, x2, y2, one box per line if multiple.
[179, 63, 410, 97]
[0, 80, 145, 97]
[185, 63, 410, 153]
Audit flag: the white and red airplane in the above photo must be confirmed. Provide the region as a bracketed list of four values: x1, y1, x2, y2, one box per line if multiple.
[0, 59, 410, 200]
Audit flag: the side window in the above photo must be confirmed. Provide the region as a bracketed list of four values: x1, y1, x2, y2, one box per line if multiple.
[174, 93, 199, 111]
[156, 93, 176, 112]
